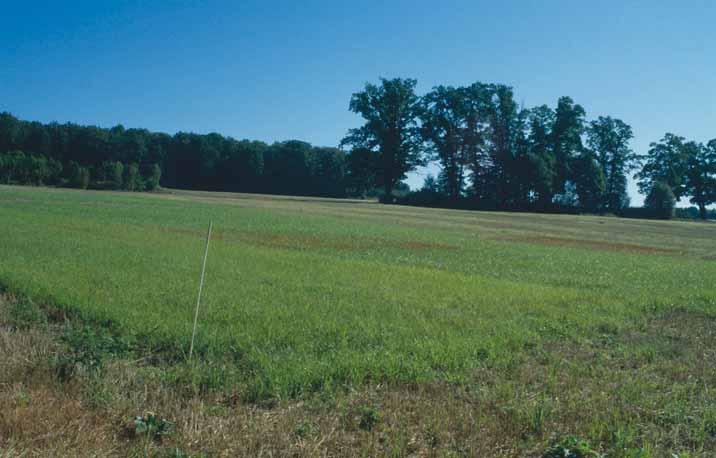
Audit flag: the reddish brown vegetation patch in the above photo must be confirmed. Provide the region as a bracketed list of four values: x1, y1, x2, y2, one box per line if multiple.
[496, 234, 681, 255]
[0, 385, 119, 455]
[4, 294, 716, 456]
[157, 226, 457, 252]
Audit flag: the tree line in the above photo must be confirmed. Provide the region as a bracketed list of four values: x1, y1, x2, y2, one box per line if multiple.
[342, 78, 716, 219]
[2, 78, 714, 218]
[0, 112, 347, 197]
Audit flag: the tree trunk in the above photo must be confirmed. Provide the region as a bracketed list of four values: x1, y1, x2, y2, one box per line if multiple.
[382, 180, 394, 204]
[699, 203, 707, 220]
[538, 192, 552, 211]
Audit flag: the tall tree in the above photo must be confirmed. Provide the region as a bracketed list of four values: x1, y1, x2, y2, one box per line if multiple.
[683, 140, 716, 219]
[23, 121, 51, 155]
[486, 84, 524, 207]
[0, 112, 22, 152]
[341, 78, 423, 202]
[146, 164, 162, 191]
[68, 162, 90, 189]
[551, 97, 586, 195]
[124, 163, 142, 191]
[635, 133, 689, 199]
[263, 140, 311, 195]
[220, 139, 265, 193]
[105, 161, 124, 189]
[508, 107, 531, 208]
[345, 147, 379, 197]
[419, 85, 470, 200]
[587, 116, 637, 211]
[307, 147, 346, 198]
[572, 151, 605, 212]
[645, 181, 676, 219]
[459, 82, 493, 202]
[525, 105, 556, 208]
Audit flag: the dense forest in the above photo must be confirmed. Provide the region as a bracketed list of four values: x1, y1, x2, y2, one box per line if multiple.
[1, 78, 715, 218]
[0, 112, 347, 197]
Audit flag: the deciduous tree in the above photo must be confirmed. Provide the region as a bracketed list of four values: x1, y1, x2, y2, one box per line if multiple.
[587, 117, 637, 211]
[683, 140, 716, 219]
[551, 97, 586, 195]
[341, 78, 423, 202]
[635, 133, 689, 199]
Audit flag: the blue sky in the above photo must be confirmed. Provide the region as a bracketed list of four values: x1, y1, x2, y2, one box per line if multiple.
[2, 1, 714, 204]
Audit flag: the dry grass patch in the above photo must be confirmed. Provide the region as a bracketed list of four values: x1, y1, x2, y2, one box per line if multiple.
[495, 234, 682, 256]
[156, 225, 458, 253]
[3, 292, 716, 457]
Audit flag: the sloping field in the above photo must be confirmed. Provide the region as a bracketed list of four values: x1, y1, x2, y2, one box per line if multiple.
[2, 185, 716, 456]
[2, 185, 716, 395]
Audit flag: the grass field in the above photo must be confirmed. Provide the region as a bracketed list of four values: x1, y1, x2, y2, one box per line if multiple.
[2, 184, 716, 456]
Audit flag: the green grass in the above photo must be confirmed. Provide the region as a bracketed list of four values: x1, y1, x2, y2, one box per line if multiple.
[1, 184, 716, 401]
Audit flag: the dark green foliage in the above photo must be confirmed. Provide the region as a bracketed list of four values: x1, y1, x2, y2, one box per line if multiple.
[6, 296, 46, 330]
[419, 85, 477, 200]
[0, 112, 346, 198]
[414, 82, 571, 211]
[69, 161, 91, 189]
[675, 206, 716, 220]
[543, 436, 600, 458]
[635, 134, 716, 219]
[0, 112, 22, 152]
[405, 82, 642, 215]
[398, 174, 445, 206]
[145, 163, 162, 191]
[587, 116, 637, 211]
[261, 140, 311, 195]
[551, 97, 586, 196]
[359, 405, 381, 431]
[261, 141, 346, 197]
[636, 133, 689, 198]
[485, 84, 528, 207]
[58, 325, 134, 376]
[345, 147, 379, 197]
[341, 78, 423, 202]
[683, 140, 716, 219]
[572, 152, 605, 212]
[124, 162, 142, 191]
[645, 181, 676, 219]
[307, 147, 346, 197]
[105, 161, 124, 189]
[133, 413, 174, 440]
[294, 421, 316, 439]
[2, 80, 713, 218]
[525, 105, 557, 208]
[222, 139, 265, 192]
[0, 150, 63, 185]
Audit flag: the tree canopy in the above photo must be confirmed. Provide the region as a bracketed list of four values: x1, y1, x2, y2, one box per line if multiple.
[2, 76, 714, 219]
[341, 78, 423, 202]
[0, 112, 347, 197]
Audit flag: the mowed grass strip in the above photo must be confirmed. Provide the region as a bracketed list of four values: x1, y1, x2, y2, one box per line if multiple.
[1, 185, 715, 399]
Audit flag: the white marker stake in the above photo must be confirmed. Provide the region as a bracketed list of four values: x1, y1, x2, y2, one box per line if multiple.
[189, 221, 212, 360]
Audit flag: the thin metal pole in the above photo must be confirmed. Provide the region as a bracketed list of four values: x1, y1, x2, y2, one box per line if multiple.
[189, 220, 212, 359]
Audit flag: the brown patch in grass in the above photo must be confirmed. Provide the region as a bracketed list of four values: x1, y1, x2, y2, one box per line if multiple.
[496, 234, 682, 256]
[0, 297, 120, 456]
[3, 292, 716, 456]
[0, 384, 119, 456]
[157, 225, 457, 252]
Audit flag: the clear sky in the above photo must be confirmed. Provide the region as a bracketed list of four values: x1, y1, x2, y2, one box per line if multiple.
[2, 1, 714, 205]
